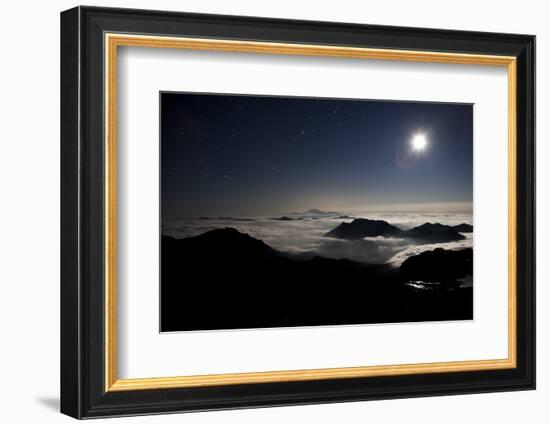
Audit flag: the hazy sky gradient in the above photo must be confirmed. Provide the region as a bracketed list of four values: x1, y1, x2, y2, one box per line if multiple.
[161, 92, 473, 218]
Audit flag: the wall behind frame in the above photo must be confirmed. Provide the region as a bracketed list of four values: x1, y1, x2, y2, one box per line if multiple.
[0, 0, 544, 424]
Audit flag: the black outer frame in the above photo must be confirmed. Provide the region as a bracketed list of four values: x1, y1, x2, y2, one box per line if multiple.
[60, 6, 535, 419]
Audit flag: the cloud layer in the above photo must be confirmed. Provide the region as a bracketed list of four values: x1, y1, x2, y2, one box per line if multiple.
[163, 212, 473, 267]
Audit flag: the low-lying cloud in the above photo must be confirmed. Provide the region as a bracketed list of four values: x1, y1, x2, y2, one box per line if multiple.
[163, 212, 473, 267]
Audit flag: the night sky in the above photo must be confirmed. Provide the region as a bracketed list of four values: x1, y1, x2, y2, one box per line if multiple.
[161, 92, 473, 219]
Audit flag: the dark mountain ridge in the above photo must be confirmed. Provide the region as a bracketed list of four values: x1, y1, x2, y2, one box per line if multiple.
[452, 223, 474, 233]
[325, 218, 402, 239]
[304, 208, 340, 216]
[167, 227, 279, 259]
[405, 222, 466, 243]
[161, 228, 473, 332]
[399, 247, 473, 284]
[325, 218, 469, 243]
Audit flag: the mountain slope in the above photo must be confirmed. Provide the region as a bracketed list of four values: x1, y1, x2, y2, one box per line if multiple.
[404, 223, 466, 243]
[399, 247, 473, 283]
[325, 219, 465, 243]
[453, 223, 474, 233]
[324, 218, 402, 239]
[161, 228, 473, 331]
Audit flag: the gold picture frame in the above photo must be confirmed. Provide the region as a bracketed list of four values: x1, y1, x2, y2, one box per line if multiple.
[61, 6, 535, 419]
[104, 33, 517, 392]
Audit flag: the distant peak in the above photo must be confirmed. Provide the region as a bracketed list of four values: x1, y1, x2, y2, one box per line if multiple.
[302, 208, 341, 216]
[325, 218, 401, 239]
[410, 222, 455, 232]
[452, 223, 474, 232]
[350, 218, 390, 224]
[405, 222, 465, 242]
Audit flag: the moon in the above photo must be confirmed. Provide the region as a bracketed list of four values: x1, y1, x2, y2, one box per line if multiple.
[411, 134, 428, 152]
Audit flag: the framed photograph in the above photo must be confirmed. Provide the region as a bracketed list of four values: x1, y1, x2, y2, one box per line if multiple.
[60, 6, 535, 419]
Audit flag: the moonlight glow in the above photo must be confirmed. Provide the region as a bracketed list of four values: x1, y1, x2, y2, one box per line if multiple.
[411, 134, 428, 152]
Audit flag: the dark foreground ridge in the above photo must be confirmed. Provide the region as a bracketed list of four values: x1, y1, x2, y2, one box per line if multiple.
[161, 228, 473, 332]
[399, 247, 473, 284]
[325, 218, 470, 243]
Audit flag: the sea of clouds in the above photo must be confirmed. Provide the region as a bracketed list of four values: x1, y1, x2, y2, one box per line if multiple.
[163, 211, 473, 267]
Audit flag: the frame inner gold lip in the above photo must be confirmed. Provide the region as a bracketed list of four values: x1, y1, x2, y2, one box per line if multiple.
[104, 33, 517, 392]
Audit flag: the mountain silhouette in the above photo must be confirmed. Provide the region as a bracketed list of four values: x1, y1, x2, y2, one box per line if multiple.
[302, 209, 341, 216]
[161, 228, 473, 332]
[325, 218, 402, 239]
[306, 208, 336, 214]
[404, 222, 466, 243]
[452, 223, 473, 233]
[399, 248, 473, 284]
[325, 219, 466, 243]
[165, 227, 279, 259]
